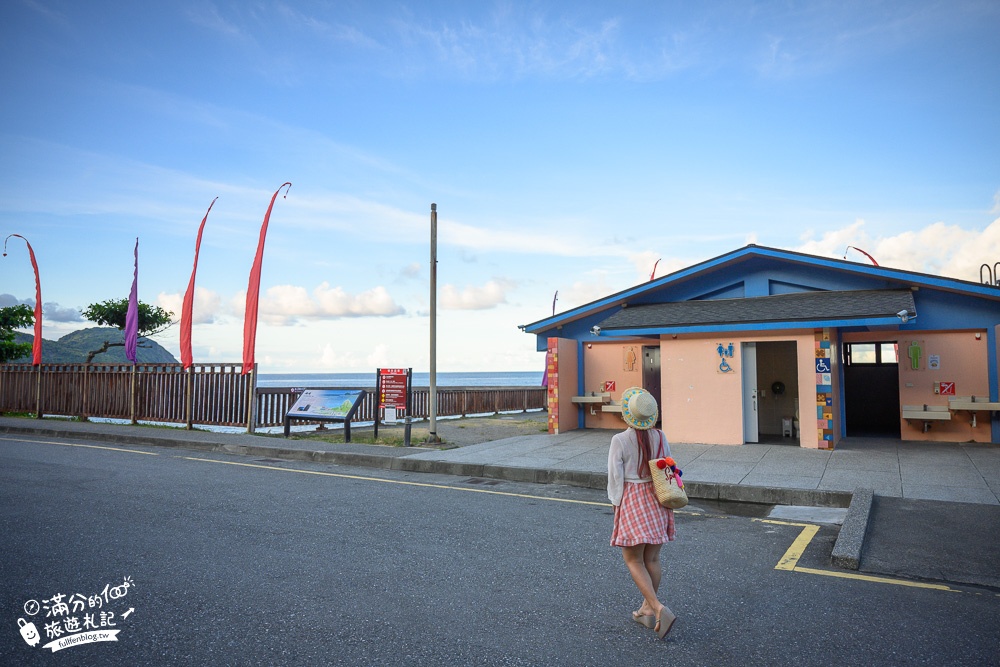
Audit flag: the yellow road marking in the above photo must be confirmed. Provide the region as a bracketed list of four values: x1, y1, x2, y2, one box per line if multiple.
[0, 435, 159, 456]
[761, 519, 819, 571]
[793, 566, 959, 591]
[180, 456, 611, 507]
[759, 518, 964, 593]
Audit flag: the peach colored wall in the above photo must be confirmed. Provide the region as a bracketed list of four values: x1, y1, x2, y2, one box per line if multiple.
[661, 332, 822, 447]
[581, 342, 643, 429]
[841, 330, 991, 442]
[661, 338, 744, 445]
[897, 331, 990, 442]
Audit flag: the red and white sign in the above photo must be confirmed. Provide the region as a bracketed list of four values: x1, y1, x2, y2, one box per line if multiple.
[939, 381, 956, 396]
[379, 368, 408, 410]
[604, 380, 616, 392]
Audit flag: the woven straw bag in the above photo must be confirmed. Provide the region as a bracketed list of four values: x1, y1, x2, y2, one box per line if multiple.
[648, 431, 688, 509]
[649, 462, 688, 509]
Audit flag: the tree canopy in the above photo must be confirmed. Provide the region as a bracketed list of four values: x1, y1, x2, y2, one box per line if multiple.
[0, 304, 34, 363]
[82, 299, 173, 336]
[81, 298, 174, 363]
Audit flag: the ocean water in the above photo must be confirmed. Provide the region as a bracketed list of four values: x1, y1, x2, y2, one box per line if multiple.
[257, 371, 544, 389]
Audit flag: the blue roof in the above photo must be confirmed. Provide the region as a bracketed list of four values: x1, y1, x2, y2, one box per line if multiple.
[521, 244, 1000, 335]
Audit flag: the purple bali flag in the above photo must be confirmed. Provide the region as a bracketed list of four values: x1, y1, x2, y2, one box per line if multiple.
[124, 238, 139, 364]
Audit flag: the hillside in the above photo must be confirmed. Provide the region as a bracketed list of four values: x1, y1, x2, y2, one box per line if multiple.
[11, 328, 178, 364]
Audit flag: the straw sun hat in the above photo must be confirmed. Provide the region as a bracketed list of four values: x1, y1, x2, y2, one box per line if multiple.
[620, 386, 658, 430]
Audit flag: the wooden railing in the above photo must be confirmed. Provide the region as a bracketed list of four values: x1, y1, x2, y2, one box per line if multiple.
[0, 363, 546, 431]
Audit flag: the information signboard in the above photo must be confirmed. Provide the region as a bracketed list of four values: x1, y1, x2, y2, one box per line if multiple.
[375, 368, 413, 444]
[379, 368, 409, 413]
[283, 389, 366, 440]
[289, 389, 363, 419]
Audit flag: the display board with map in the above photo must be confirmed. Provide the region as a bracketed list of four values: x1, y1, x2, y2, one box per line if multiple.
[283, 389, 366, 439]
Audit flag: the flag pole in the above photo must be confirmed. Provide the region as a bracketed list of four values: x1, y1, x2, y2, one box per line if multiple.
[427, 203, 440, 443]
[2, 234, 44, 418]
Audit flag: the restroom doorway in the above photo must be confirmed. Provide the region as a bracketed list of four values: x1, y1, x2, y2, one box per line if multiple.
[747, 341, 799, 444]
[843, 341, 900, 437]
[642, 345, 662, 426]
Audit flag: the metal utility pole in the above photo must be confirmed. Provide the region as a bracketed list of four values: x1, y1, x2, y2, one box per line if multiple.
[428, 203, 440, 443]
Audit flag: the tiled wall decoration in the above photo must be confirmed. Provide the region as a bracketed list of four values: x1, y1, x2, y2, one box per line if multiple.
[815, 333, 834, 449]
[546, 337, 559, 434]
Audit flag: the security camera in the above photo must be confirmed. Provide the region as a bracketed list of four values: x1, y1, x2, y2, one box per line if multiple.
[591, 325, 601, 336]
[897, 310, 910, 323]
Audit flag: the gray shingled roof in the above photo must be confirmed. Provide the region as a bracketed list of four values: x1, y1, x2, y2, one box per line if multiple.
[597, 289, 916, 330]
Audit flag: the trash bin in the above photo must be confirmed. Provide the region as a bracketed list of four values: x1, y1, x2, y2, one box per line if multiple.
[781, 417, 793, 437]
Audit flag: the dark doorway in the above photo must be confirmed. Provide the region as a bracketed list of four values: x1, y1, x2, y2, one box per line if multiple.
[642, 346, 662, 426]
[754, 341, 799, 444]
[843, 341, 901, 437]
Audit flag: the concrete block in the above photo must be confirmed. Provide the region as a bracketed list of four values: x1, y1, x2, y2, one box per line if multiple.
[831, 487, 874, 570]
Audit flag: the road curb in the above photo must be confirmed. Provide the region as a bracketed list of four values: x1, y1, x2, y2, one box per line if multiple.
[830, 487, 874, 570]
[1, 424, 856, 509]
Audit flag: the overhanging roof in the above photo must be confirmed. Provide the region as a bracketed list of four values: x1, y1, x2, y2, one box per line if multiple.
[595, 289, 917, 335]
[522, 244, 1000, 335]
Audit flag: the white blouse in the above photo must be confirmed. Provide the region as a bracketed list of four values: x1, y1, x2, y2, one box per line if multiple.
[607, 427, 671, 506]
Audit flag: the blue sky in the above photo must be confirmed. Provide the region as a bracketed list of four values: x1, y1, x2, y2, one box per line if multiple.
[1, 1, 998, 373]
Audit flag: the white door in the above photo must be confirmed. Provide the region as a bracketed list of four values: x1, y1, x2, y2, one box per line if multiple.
[742, 342, 758, 443]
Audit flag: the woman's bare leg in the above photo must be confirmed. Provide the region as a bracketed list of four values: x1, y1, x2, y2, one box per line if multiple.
[622, 544, 664, 618]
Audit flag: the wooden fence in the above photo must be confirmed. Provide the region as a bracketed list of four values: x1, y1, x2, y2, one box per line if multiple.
[0, 363, 546, 431]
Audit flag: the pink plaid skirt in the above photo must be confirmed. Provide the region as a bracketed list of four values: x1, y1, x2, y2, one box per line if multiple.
[611, 481, 676, 547]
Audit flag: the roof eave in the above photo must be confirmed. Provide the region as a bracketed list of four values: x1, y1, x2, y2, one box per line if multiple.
[597, 315, 907, 337]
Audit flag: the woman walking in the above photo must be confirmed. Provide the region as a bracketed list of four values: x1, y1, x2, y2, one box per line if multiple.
[608, 387, 677, 639]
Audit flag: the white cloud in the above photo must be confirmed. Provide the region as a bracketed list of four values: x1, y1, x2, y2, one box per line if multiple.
[157, 287, 223, 325]
[247, 282, 405, 325]
[629, 251, 662, 281]
[794, 217, 1000, 283]
[441, 279, 514, 310]
[43, 302, 83, 322]
[400, 262, 421, 279]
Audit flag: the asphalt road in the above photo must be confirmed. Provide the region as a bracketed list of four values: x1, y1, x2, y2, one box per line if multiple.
[2, 433, 998, 666]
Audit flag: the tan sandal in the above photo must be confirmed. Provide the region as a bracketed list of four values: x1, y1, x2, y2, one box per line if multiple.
[632, 610, 656, 629]
[655, 606, 677, 639]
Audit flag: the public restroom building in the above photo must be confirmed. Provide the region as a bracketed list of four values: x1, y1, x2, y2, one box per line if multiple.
[521, 245, 1000, 448]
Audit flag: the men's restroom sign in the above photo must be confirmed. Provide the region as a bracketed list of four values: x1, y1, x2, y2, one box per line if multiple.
[815, 357, 832, 374]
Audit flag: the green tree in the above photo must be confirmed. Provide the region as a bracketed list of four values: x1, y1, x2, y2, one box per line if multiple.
[0, 304, 34, 363]
[81, 298, 174, 363]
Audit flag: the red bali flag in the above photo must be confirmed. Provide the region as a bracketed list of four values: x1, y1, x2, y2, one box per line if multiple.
[242, 182, 291, 374]
[124, 238, 139, 364]
[3, 234, 43, 365]
[180, 198, 217, 369]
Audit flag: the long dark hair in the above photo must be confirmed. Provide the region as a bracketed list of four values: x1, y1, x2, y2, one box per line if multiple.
[636, 428, 659, 479]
